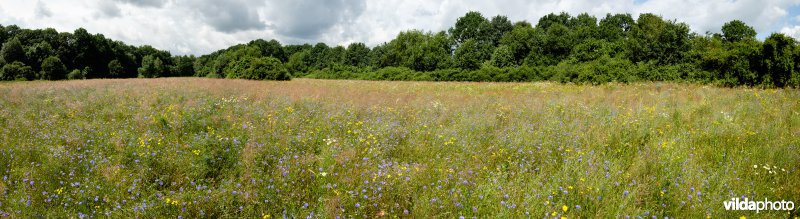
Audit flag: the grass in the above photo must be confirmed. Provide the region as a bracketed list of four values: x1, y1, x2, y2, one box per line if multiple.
[0, 78, 798, 218]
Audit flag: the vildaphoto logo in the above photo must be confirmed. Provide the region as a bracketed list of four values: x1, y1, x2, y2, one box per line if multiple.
[724, 197, 795, 213]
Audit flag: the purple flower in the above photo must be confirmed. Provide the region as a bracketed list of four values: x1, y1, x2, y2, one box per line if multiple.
[623, 190, 629, 196]
[355, 203, 360, 208]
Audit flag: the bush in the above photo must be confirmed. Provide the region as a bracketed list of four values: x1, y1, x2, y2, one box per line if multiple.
[67, 69, 85, 80]
[1, 61, 35, 81]
[40, 56, 67, 80]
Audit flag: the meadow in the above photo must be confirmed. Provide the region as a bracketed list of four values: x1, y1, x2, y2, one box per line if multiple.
[0, 78, 798, 218]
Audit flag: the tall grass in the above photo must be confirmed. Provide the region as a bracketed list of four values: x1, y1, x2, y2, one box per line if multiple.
[0, 78, 797, 218]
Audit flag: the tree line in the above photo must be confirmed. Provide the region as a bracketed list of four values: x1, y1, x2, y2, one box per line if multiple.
[2, 11, 800, 87]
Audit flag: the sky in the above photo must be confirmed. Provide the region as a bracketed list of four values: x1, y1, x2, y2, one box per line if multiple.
[3, 0, 800, 56]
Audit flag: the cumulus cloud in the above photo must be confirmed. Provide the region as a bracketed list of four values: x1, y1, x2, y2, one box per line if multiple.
[97, 1, 122, 18]
[35, 1, 52, 18]
[264, 0, 367, 41]
[781, 25, 800, 38]
[1, 0, 799, 55]
[183, 0, 266, 33]
[114, 0, 167, 8]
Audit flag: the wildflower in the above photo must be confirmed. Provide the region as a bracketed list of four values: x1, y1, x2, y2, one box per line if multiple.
[562, 205, 568, 212]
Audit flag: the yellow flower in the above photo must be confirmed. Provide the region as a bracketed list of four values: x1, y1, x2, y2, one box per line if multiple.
[551, 212, 557, 216]
[740, 216, 746, 219]
[562, 205, 568, 212]
[262, 214, 271, 219]
[192, 150, 200, 155]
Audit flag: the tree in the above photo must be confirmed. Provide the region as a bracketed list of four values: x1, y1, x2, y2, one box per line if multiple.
[536, 12, 571, 30]
[490, 45, 514, 67]
[626, 13, 691, 65]
[66, 69, 84, 80]
[108, 59, 124, 78]
[454, 39, 492, 70]
[499, 24, 537, 65]
[762, 33, 796, 87]
[138, 55, 164, 78]
[1, 61, 34, 81]
[721, 20, 756, 43]
[487, 15, 514, 46]
[287, 50, 310, 75]
[1, 37, 25, 64]
[238, 57, 290, 80]
[171, 55, 195, 77]
[449, 11, 489, 44]
[248, 39, 286, 62]
[40, 56, 67, 80]
[25, 41, 53, 71]
[598, 13, 634, 41]
[345, 42, 371, 67]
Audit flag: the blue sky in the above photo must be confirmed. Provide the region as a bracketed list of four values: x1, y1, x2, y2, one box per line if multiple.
[2, 0, 799, 55]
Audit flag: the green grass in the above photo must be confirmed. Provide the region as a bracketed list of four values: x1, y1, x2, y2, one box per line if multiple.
[0, 78, 798, 218]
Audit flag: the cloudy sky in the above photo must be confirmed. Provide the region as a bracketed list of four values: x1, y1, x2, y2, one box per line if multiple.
[3, 0, 800, 55]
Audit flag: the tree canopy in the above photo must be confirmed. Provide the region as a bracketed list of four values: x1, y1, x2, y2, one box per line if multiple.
[2, 11, 800, 87]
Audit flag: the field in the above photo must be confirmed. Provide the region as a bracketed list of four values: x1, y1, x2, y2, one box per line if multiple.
[0, 78, 798, 218]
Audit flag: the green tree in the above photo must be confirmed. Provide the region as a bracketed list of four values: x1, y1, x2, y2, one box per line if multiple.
[171, 55, 196, 76]
[487, 15, 514, 46]
[345, 42, 371, 67]
[626, 13, 691, 65]
[490, 45, 514, 67]
[25, 41, 53, 71]
[1, 37, 25, 65]
[248, 39, 286, 62]
[499, 24, 537, 65]
[66, 69, 84, 80]
[598, 13, 634, 41]
[40, 56, 67, 80]
[762, 33, 796, 87]
[721, 20, 756, 43]
[287, 50, 310, 75]
[108, 59, 124, 78]
[454, 39, 492, 70]
[449, 11, 489, 44]
[244, 57, 290, 80]
[138, 55, 164, 78]
[536, 12, 571, 30]
[1, 61, 34, 81]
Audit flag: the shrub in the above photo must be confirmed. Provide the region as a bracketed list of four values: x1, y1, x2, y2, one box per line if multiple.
[1, 61, 34, 81]
[66, 69, 85, 80]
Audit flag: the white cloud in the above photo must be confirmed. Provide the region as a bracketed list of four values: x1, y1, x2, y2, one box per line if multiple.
[0, 0, 798, 55]
[34, 1, 53, 18]
[781, 25, 800, 39]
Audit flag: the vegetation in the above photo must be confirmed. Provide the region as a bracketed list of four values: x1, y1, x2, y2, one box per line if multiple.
[0, 78, 797, 218]
[3, 12, 800, 87]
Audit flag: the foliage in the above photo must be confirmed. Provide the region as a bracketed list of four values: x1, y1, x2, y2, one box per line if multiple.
[39, 56, 67, 80]
[66, 69, 85, 80]
[138, 55, 165, 78]
[0, 61, 34, 80]
[0, 37, 24, 64]
[108, 59, 124, 78]
[4, 12, 800, 86]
